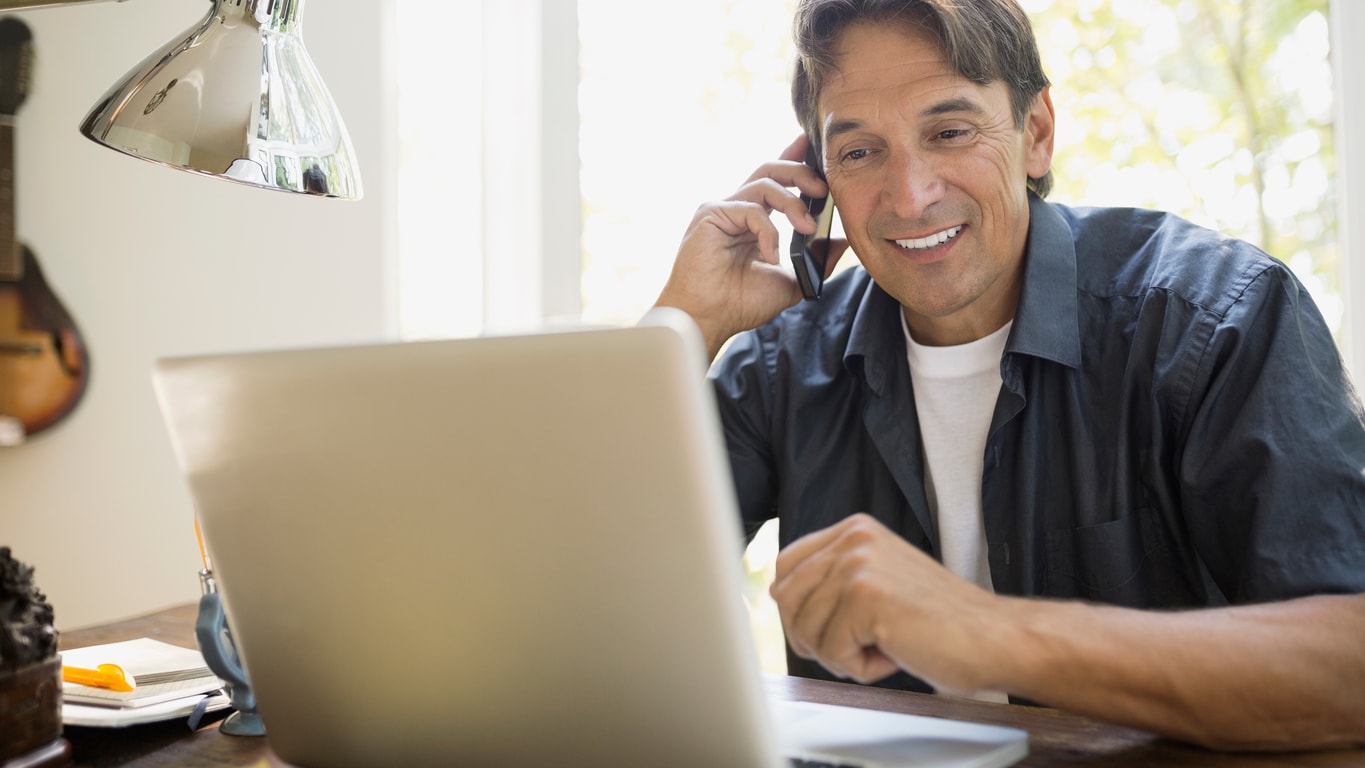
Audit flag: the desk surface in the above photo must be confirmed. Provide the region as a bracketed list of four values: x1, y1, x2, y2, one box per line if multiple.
[57, 603, 1362, 768]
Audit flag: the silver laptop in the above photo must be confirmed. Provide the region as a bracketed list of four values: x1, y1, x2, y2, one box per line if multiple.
[152, 308, 1027, 768]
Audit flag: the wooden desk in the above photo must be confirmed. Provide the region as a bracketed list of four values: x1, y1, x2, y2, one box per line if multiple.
[57, 603, 1363, 767]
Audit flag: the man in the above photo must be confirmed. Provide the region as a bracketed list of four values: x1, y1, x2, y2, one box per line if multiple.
[654, 0, 1365, 752]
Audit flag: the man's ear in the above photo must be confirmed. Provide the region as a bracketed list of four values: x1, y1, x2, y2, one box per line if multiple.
[1024, 86, 1055, 181]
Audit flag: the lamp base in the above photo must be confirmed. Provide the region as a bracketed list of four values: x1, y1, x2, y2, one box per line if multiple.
[0, 658, 71, 768]
[219, 709, 266, 737]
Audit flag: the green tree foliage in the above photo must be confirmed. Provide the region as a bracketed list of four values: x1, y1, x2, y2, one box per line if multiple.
[1028, 0, 1338, 329]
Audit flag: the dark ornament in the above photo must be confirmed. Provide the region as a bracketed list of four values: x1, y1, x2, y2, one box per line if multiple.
[0, 547, 70, 767]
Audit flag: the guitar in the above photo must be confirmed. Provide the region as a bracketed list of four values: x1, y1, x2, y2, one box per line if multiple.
[0, 17, 89, 446]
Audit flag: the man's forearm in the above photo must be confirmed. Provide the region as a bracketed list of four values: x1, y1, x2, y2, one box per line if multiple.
[995, 593, 1365, 750]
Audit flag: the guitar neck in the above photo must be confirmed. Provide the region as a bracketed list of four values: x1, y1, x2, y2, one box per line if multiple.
[0, 120, 16, 282]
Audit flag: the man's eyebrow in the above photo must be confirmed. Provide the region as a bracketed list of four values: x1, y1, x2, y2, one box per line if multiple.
[825, 118, 865, 143]
[823, 97, 988, 142]
[921, 96, 986, 118]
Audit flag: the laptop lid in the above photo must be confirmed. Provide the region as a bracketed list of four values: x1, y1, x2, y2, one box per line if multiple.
[153, 309, 1027, 768]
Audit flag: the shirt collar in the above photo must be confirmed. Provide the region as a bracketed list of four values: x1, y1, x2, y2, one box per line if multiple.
[844, 194, 1081, 393]
[1009, 194, 1081, 369]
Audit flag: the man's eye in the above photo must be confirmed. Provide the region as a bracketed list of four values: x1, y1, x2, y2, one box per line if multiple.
[936, 129, 970, 141]
[841, 148, 871, 163]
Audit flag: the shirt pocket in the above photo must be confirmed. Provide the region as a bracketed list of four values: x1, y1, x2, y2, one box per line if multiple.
[1045, 507, 1198, 607]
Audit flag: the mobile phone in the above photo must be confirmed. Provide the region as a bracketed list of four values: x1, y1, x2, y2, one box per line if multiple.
[789, 142, 835, 300]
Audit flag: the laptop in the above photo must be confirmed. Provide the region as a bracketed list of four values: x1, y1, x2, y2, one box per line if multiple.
[152, 308, 1028, 768]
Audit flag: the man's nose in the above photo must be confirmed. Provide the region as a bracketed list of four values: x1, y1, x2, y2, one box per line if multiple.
[880, 149, 945, 220]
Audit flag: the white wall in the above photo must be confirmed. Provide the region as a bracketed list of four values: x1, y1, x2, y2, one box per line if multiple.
[0, 0, 396, 630]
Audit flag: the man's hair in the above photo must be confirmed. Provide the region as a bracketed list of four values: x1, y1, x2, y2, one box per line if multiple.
[792, 0, 1053, 198]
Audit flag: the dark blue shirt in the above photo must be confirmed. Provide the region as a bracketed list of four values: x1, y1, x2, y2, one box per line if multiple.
[711, 195, 1365, 690]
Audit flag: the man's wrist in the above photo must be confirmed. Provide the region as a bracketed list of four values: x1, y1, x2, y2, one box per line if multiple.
[985, 594, 1067, 699]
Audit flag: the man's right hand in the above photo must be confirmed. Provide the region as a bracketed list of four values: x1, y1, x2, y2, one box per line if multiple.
[653, 134, 841, 361]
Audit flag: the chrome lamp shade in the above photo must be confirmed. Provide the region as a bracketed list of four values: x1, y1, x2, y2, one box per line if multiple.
[79, 0, 362, 199]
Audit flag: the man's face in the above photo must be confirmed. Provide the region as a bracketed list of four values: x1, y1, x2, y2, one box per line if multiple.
[818, 21, 1054, 346]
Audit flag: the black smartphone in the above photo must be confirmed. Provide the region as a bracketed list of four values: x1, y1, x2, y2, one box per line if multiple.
[789, 142, 835, 300]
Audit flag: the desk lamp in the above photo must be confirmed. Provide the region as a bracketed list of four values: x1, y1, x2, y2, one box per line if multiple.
[0, 0, 359, 743]
[0, 0, 362, 199]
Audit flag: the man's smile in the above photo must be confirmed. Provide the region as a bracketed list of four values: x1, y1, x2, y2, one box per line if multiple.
[894, 225, 963, 251]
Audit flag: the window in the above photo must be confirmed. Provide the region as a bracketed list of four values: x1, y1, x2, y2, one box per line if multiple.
[1026, 0, 1340, 334]
[397, 0, 1354, 676]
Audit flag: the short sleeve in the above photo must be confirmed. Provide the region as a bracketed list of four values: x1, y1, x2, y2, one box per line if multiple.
[1178, 261, 1365, 602]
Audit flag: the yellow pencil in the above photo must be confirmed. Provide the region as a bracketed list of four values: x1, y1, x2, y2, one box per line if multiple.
[194, 513, 211, 572]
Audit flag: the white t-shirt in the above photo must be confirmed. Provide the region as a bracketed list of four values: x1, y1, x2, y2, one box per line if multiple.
[902, 316, 1011, 589]
[903, 315, 1012, 703]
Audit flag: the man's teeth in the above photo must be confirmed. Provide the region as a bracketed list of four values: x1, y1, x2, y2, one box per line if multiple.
[896, 226, 962, 250]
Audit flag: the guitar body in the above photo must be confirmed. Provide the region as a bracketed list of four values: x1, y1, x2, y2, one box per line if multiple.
[0, 244, 89, 441]
[0, 16, 89, 445]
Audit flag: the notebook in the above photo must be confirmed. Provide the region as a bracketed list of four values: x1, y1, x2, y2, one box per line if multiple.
[151, 308, 1028, 768]
[60, 638, 222, 708]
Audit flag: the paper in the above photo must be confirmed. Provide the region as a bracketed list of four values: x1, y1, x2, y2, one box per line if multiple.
[60, 638, 223, 708]
[64, 692, 232, 728]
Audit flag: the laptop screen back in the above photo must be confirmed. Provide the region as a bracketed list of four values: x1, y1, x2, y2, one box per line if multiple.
[153, 311, 784, 768]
